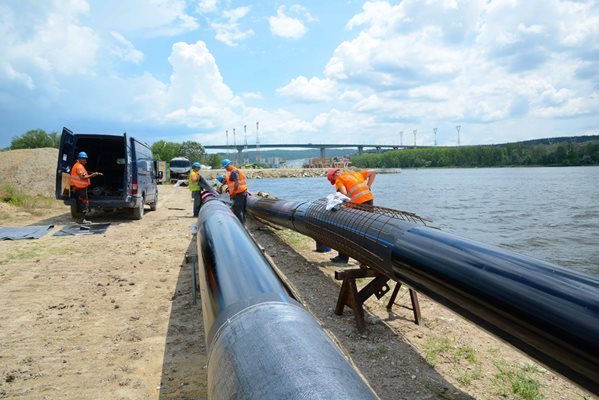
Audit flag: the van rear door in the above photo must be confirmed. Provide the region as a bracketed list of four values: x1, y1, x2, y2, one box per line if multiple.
[55, 127, 75, 200]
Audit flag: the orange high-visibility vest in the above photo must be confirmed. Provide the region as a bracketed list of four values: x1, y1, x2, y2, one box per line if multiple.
[70, 161, 90, 188]
[336, 171, 373, 204]
[227, 166, 247, 195]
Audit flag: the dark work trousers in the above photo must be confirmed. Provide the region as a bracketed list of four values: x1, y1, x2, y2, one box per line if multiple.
[232, 191, 248, 225]
[336, 199, 374, 262]
[74, 187, 89, 218]
[192, 190, 202, 217]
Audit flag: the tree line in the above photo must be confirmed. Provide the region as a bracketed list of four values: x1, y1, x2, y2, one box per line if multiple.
[351, 140, 599, 169]
[3, 129, 223, 169]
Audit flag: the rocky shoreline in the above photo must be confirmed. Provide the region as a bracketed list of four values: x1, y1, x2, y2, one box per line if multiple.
[201, 167, 401, 180]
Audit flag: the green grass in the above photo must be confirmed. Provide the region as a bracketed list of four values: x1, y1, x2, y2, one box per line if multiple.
[492, 361, 543, 400]
[424, 336, 483, 386]
[0, 247, 43, 266]
[0, 180, 54, 214]
[424, 336, 454, 366]
[457, 364, 483, 386]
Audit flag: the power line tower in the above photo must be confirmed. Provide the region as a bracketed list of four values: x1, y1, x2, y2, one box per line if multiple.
[413, 129, 417, 147]
[456, 125, 461, 146]
[244, 124, 248, 164]
[256, 121, 260, 164]
[434, 128, 438, 146]
[400, 130, 403, 146]
[226, 130, 229, 147]
[233, 128, 237, 164]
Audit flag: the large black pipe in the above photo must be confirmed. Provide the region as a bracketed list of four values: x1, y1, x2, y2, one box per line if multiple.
[195, 192, 378, 399]
[247, 196, 599, 395]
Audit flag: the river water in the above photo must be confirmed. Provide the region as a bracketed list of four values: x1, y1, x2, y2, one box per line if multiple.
[247, 166, 599, 276]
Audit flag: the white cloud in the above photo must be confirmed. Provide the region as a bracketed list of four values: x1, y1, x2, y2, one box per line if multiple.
[211, 6, 254, 46]
[110, 32, 144, 64]
[269, 5, 315, 39]
[91, 0, 199, 37]
[241, 92, 263, 100]
[197, 0, 220, 14]
[277, 76, 337, 102]
[0, 0, 99, 110]
[318, 0, 599, 132]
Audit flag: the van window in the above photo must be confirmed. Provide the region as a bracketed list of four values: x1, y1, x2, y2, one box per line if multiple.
[134, 140, 154, 175]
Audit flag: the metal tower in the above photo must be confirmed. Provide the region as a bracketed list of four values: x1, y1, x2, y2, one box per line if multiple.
[456, 125, 461, 146]
[256, 121, 260, 164]
[413, 129, 417, 147]
[244, 124, 248, 164]
[400, 130, 403, 146]
[434, 128, 437, 146]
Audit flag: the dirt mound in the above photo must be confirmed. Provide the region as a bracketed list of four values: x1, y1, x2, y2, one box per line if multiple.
[0, 148, 58, 197]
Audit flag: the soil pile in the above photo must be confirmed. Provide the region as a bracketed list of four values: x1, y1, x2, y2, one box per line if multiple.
[0, 148, 58, 197]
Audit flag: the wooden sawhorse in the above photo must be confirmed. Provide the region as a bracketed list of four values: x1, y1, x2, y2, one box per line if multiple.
[334, 267, 422, 331]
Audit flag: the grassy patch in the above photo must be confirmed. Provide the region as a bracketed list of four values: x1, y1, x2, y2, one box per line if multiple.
[0, 247, 43, 266]
[492, 361, 543, 400]
[457, 364, 483, 386]
[424, 336, 453, 367]
[424, 336, 483, 386]
[279, 229, 312, 250]
[0, 180, 54, 214]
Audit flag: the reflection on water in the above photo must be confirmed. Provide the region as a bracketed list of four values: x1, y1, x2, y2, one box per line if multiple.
[248, 166, 599, 276]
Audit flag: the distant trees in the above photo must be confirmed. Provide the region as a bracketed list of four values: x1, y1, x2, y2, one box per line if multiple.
[10, 129, 60, 149]
[150, 141, 182, 162]
[207, 153, 222, 169]
[180, 141, 207, 164]
[350, 141, 599, 169]
[150, 140, 210, 165]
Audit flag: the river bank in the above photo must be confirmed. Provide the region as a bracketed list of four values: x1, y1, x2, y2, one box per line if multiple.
[201, 167, 402, 180]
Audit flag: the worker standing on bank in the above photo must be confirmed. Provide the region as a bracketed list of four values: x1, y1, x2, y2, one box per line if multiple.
[189, 162, 202, 217]
[222, 159, 248, 224]
[327, 168, 376, 263]
[70, 151, 102, 224]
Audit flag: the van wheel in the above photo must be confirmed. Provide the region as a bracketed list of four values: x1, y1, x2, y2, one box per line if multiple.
[150, 192, 158, 211]
[131, 200, 144, 220]
[70, 203, 81, 219]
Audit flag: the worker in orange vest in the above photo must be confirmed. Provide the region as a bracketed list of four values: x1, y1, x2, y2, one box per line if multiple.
[71, 151, 102, 224]
[216, 175, 229, 194]
[327, 168, 376, 263]
[222, 159, 248, 224]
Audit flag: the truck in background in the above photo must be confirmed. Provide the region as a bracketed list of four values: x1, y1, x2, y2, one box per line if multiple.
[169, 157, 190, 183]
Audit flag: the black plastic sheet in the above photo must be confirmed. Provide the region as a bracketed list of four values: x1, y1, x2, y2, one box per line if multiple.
[0, 225, 54, 240]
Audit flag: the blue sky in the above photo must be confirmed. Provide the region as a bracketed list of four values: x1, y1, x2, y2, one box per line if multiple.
[1, 0, 598, 149]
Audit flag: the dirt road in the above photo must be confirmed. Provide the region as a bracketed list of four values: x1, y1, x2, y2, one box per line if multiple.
[0, 185, 593, 399]
[0, 186, 206, 399]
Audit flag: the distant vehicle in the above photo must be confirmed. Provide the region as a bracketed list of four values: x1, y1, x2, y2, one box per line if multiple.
[156, 161, 167, 184]
[169, 157, 191, 182]
[55, 127, 161, 220]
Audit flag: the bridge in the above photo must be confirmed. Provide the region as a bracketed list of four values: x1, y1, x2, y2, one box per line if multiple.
[204, 143, 426, 160]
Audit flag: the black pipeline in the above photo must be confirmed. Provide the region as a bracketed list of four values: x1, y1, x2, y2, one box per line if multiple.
[246, 196, 599, 395]
[195, 192, 378, 400]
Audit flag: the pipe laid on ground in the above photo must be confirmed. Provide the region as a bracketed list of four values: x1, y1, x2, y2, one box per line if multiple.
[246, 196, 599, 395]
[195, 192, 378, 400]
